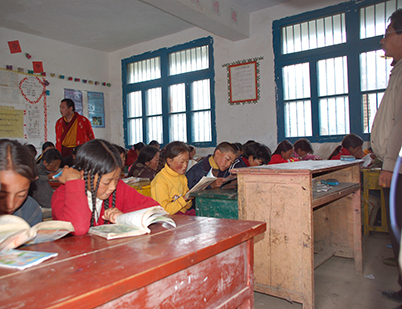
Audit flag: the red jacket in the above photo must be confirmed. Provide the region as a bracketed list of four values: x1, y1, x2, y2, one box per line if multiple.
[268, 154, 299, 165]
[52, 179, 158, 236]
[330, 147, 351, 160]
[55, 112, 95, 153]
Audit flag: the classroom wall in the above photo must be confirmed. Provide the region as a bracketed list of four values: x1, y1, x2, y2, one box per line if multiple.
[108, 0, 352, 158]
[1, 0, 367, 159]
[0, 26, 110, 151]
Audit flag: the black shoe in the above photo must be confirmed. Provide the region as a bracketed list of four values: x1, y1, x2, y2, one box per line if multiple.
[383, 290, 402, 303]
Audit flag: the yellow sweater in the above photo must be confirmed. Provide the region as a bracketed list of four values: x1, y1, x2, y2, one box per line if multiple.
[150, 164, 192, 215]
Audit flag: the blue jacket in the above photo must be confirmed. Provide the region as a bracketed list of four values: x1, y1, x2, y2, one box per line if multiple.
[185, 155, 228, 189]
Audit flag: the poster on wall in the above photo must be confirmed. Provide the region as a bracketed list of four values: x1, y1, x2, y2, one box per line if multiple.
[87, 91, 105, 128]
[0, 68, 47, 148]
[64, 88, 83, 115]
[229, 61, 257, 104]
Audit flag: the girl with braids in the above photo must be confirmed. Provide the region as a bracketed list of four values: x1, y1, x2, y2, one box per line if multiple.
[52, 139, 158, 236]
[0, 139, 42, 226]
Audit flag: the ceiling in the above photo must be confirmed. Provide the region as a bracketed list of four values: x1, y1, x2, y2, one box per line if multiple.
[0, 0, 288, 52]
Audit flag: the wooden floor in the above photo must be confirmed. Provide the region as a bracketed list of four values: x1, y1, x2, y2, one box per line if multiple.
[254, 232, 399, 309]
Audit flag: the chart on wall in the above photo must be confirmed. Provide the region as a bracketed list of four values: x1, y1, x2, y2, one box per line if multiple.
[87, 91, 105, 128]
[0, 68, 47, 148]
[63, 88, 83, 115]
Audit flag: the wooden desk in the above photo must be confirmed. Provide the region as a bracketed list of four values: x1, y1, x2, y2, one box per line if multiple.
[362, 168, 388, 235]
[192, 188, 238, 219]
[232, 160, 362, 309]
[0, 216, 265, 309]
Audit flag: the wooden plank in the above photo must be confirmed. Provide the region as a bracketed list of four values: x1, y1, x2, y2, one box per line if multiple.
[314, 248, 336, 269]
[312, 183, 360, 208]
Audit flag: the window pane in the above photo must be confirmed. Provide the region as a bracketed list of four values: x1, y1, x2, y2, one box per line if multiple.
[169, 45, 209, 75]
[362, 92, 384, 133]
[282, 13, 346, 54]
[318, 56, 348, 96]
[192, 111, 212, 142]
[191, 80, 211, 110]
[146, 88, 162, 116]
[169, 84, 185, 113]
[319, 96, 349, 135]
[169, 113, 187, 142]
[360, 1, 402, 39]
[127, 91, 142, 118]
[128, 118, 142, 145]
[284, 100, 312, 137]
[146, 116, 163, 144]
[283, 63, 310, 100]
[127, 57, 161, 84]
[360, 50, 392, 91]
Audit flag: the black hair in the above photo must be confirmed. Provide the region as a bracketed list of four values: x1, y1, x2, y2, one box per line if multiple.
[0, 139, 37, 182]
[214, 142, 237, 155]
[61, 98, 75, 111]
[134, 142, 145, 151]
[294, 138, 314, 154]
[149, 140, 160, 148]
[390, 9, 402, 33]
[328, 133, 363, 159]
[75, 139, 122, 226]
[187, 145, 195, 152]
[242, 140, 256, 152]
[25, 144, 37, 157]
[113, 144, 127, 167]
[42, 141, 55, 152]
[164, 141, 189, 161]
[233, 143, 242, 152]
[243, 142, 272, 164]
[273, 140, 293, 156]
[137, 145, 159, 165]
[42, 148, 62, 164]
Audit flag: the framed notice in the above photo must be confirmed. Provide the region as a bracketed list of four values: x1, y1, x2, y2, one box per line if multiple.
[87, 91, 105, 128]
[229, 61, 257, 104]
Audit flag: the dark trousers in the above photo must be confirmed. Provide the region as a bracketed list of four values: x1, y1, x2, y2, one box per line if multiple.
[384, 173, 402, 287]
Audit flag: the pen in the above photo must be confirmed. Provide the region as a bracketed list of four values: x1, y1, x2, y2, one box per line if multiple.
[53, 165, 75, 179]
[172, 194, 182, 202]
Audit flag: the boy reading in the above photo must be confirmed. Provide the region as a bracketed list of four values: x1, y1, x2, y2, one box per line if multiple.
[185, 142, 237, 189]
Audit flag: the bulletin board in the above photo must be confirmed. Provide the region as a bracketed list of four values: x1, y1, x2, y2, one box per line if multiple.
[0, 68, 47, 148]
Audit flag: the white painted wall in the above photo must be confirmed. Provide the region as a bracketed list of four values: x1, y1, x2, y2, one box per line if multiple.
[1, 0, 367, 159]
[0, 27, 110, 150]
[108, 0, 352, 158]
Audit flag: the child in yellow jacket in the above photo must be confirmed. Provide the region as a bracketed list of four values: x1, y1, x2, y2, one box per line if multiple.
[151, 141, 195, 215]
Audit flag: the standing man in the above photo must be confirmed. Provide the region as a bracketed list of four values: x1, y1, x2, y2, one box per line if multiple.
[55, 98, 95, 160]
[370, 9, 402, 307]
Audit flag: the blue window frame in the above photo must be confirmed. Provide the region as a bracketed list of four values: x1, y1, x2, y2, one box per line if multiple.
[273, 0, 400, 143]
[122, 37, 216, 148]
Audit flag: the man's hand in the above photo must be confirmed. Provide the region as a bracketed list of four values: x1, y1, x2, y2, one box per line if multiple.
[379, 170, 393, 188]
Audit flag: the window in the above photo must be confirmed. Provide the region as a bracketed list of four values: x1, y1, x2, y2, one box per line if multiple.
[273, 0, 400, 143]
[122, 37, 216, 148]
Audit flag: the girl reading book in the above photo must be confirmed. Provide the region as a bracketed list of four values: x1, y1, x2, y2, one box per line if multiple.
[0, 139, 42, 226]
[51, 139, 158, 236]
[150, 141, 195, 216]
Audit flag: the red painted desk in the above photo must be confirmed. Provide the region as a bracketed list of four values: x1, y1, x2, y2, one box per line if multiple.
[0, 216, 265, 309]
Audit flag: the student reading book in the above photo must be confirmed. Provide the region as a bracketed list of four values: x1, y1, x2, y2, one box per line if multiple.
[52, 139, 159, 236]
[150, 141, 194, 215]
[0, 139, 42, 226]
[0, 214, 74, 251]
[88, 206, 175, 239]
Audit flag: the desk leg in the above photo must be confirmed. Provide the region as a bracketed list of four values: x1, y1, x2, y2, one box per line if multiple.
[353, 191, 363, 274]
[363, 180, 370, 236]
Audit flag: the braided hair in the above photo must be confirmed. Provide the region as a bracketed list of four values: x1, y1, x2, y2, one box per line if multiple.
[75, 139, 122, 226]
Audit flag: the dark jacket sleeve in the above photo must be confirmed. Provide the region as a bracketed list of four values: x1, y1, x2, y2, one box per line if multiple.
[185, 159, 209, 189]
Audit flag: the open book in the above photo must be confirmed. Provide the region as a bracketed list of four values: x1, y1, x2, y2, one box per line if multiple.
[185, 168, 217, 199]
[0, 215, 74, 252]
[88, 206, 176, 240]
